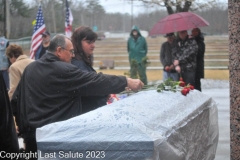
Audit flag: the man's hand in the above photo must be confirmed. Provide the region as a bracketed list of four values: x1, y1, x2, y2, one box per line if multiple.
[169, 64, 175, 70]
[126, 78, 144, 92]
[173, 60, 179, 66]
[165, 66, 170, 72]
[175, 65, 181, 73]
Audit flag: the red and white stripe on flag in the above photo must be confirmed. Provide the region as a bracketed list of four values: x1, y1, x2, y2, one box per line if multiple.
[65, 0, 73, 38]
[30, 5, 46, 59]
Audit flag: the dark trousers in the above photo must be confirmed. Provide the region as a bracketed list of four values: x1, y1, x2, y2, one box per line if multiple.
[0, 72, 19, 158]
[195, 76, 202, 91]
[23, 131, 38, 160]
[181, 71, 196, 87]
[0, 70, 9, 90]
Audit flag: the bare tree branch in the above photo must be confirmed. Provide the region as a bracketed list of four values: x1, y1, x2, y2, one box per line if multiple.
[138, 0, 217, 14]
[182, 0, 192, 12]
[165, 0, 174, 14]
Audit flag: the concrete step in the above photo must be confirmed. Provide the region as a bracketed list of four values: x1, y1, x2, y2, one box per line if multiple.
[94, 47, 229, 51]
[93, 59, 229, 68]
[93, 66, 228, 70]
[93, 53, 229, 59]
[92, 36, 229, 70]
[96, 36, 228, 44]
[96, 58, 229, 62]
[95, 42, 228, 47]
[95, 43, 228, 48]
[94, 49, 228, 56]
[204, 54, 229, 59]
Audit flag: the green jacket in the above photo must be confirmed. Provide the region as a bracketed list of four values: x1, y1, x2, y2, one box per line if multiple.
[127, 26, 148, 63]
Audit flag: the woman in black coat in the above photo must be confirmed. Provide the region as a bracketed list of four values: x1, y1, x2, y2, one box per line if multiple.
[191, 28, 205, 91]
[71, 26, 108, 114]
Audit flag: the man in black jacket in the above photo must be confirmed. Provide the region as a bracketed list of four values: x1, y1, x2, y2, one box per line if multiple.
[12, 34, 144, 159]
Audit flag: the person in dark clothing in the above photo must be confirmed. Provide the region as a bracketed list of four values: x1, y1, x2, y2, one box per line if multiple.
[71, 26, 108, 114]
[11, 34, 144, 159]
[160, 33, 179, 81]
[34, 31, 50, 60]
[172, 30, 198, 86]
[191, 28, 205, 91]
[0, 72, 19, 157]
[127, 26, 148, 84]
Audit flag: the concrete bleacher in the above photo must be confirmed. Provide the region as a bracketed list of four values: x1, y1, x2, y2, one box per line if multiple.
[93, 36, 229, 70]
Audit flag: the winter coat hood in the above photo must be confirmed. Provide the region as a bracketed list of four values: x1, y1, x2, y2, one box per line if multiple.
[130, 26, 142, 37]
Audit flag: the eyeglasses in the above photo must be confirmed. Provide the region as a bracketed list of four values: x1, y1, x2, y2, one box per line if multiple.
[61, 47, 75, 55]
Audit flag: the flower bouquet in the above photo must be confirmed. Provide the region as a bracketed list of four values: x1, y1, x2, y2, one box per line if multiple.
[156, 78, 194, 96]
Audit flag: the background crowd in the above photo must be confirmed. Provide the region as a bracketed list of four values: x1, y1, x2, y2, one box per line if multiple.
[160, 28, 205, 91]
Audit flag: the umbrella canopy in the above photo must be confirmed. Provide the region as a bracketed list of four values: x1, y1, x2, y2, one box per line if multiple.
[149, 12, 209, 36]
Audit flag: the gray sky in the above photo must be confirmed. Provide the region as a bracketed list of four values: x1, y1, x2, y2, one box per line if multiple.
[99, 0, 148, 15]
[24, 0, 147, 15]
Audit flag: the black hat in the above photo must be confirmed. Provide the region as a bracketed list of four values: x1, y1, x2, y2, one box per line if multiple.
[164, 33, 174, 37]
[41, 31, 50, 36]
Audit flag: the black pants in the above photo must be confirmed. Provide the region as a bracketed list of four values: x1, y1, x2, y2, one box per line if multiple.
[195, 76, 202, 91]
[23, 131, 38, 160]
[181, 71, 196, 87]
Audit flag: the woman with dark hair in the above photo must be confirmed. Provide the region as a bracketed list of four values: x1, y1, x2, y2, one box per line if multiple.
[71, 26, 108, 114]
[191, 28, 205, 91]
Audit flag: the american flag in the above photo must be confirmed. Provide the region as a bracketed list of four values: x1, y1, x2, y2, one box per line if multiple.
[30, 5, 46, 59]
[65, 0, 73, 38]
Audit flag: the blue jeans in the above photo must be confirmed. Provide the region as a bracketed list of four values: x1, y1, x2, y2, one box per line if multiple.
[163, 71, 179, 81]
[0, 70, 9, 90]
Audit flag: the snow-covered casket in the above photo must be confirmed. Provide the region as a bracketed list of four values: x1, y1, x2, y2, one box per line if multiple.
[36, 90, 219, 160]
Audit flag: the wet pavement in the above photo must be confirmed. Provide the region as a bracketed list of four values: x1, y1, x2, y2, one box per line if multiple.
[202, 88, 230, 160]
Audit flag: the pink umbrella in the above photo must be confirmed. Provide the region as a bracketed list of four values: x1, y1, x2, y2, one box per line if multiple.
[149, 12, 209, 36]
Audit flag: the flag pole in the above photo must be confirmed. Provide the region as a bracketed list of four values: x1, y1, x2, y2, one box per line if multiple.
[38, 0, 42, 7]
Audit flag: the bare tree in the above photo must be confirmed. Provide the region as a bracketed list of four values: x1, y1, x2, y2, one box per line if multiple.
[85, 0, 105, 30]
[0, 0, 32, 37]
[137, 0, 217, 14]
[71, 1, 85, 27]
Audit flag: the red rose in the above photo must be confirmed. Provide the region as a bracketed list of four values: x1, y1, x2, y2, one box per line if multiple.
[165, 66, 170, 72]
[179, 81, 185, 87]
[181, 88, 189, 96]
